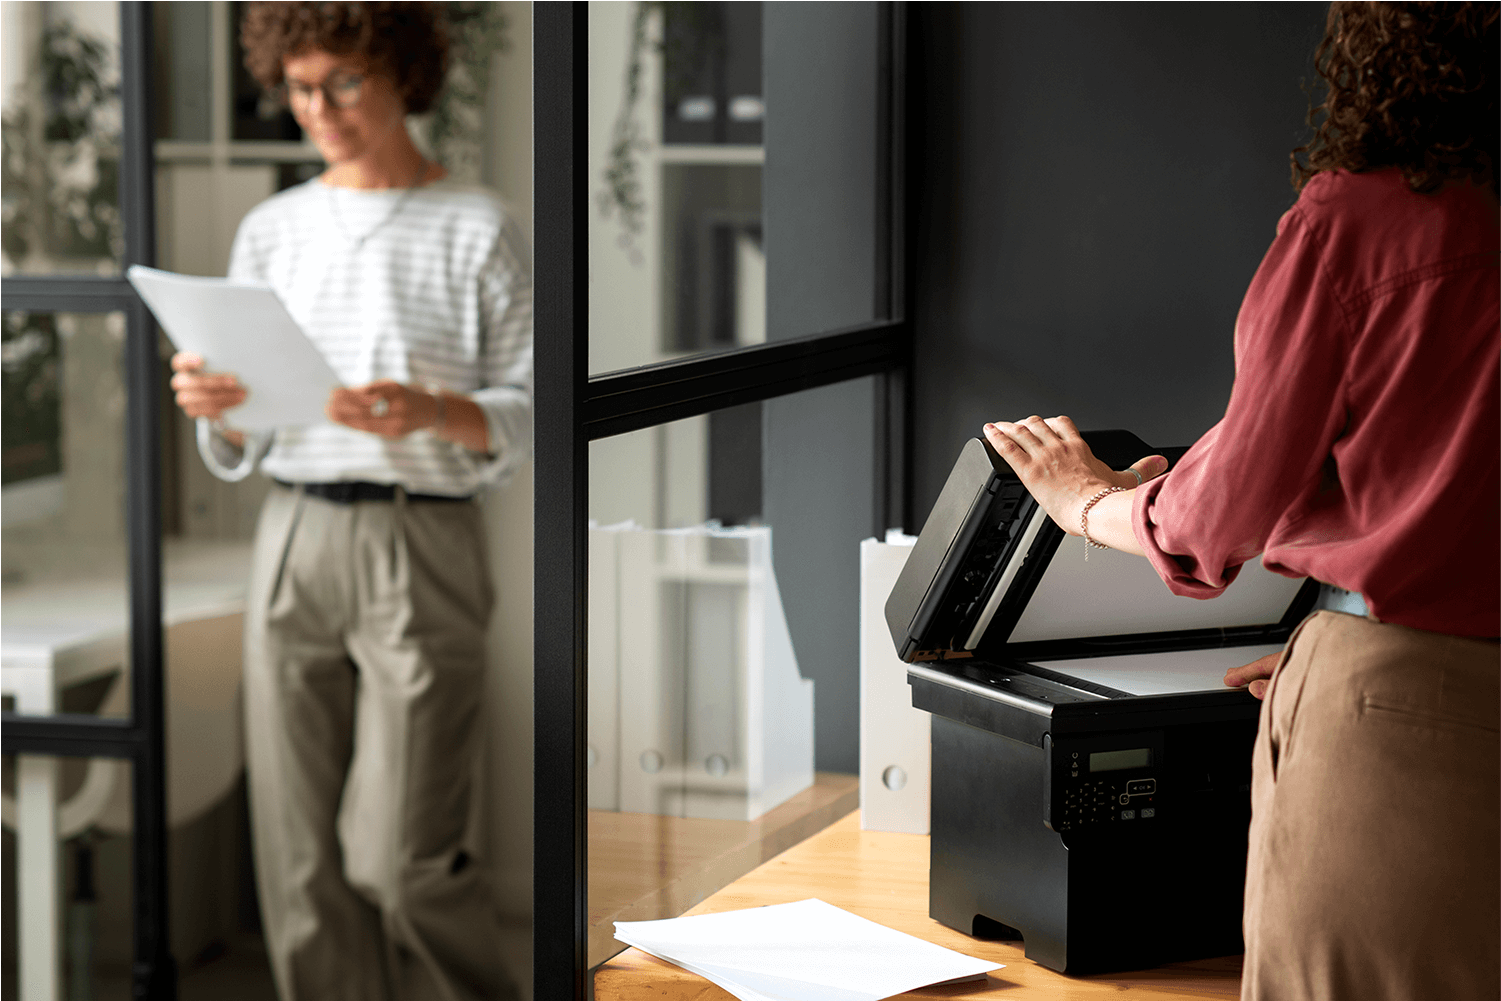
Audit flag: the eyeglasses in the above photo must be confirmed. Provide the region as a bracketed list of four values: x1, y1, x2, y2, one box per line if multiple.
[281, 72, 364, 112]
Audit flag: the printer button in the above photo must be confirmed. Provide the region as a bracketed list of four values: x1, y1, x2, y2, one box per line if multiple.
[1140, 808, 1156, 819]
[1119, 793, 1130, 805]
[1121, 809, 1136, 820]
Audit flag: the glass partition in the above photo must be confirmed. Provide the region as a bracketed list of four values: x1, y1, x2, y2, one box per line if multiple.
[0, 308, 259, 994]
[589, 1, 887, 374]
[548, 3, 905, 988]
[586, 377, 877, 967]
[0, 5, 234, 994]
[589, 1, 764, 374]
[2, 310, 132, 719]
[1, 1, 124, 277]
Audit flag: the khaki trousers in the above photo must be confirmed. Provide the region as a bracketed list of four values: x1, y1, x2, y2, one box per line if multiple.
[244, 485, 513, 1001]
[1244, 611, 1499, 1001]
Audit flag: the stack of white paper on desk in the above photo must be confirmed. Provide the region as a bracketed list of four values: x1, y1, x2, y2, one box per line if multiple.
[614, 898, 1002, 1001]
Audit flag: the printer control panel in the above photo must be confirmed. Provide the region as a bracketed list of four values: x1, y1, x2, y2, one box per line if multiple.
[1056, 773, 1157, 830]
[1044, 730, 1164, 833]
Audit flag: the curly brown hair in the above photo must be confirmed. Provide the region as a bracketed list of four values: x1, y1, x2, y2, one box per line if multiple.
[240, 2, 449, 115]
[1291, 2, 1498, 193]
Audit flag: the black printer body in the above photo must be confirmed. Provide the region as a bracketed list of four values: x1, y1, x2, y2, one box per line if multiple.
[887, 432, 1315, 975]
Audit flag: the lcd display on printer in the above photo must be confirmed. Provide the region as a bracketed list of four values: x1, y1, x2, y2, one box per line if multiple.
[886, 431, 1318, 975]
[1089, 748, 1151, 772]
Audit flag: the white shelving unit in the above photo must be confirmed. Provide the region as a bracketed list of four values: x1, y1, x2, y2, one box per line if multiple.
[588, 523, 814, 822]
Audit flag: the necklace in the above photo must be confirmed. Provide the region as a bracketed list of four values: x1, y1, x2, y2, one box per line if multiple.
[326, 158, 428, 251]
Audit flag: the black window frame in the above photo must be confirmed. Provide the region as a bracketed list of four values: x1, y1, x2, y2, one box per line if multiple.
[0, 4, 175, 997]
[532, 3, 912, 995]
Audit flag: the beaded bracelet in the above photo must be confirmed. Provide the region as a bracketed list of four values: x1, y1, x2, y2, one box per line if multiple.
[1080, 486, 1124, 561]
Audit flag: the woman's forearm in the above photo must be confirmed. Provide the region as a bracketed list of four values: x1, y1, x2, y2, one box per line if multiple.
[433, 393, 491, 454]
[1082, 488, 1146, 556]
[981, 417, 1165, 558]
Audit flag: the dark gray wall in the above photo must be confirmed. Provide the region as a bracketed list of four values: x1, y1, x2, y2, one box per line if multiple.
[759, 2, 1327, 774]
[763, 2, 880, 774]
[910, 3, 1328, 522]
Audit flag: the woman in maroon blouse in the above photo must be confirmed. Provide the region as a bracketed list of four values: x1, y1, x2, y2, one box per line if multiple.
[985, 4, 1498, 999]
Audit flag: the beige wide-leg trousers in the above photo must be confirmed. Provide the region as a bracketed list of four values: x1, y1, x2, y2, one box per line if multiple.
[244, 485, 514, 1001]
[1243, 610, 1499, 1001]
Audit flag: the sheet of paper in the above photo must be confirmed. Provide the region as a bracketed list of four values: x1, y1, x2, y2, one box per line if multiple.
[127, 265, 342, 430]
[1035, 642, 1286, 696]
[1008, 542, 1306, 644]
[615, 898, 1001, 1001]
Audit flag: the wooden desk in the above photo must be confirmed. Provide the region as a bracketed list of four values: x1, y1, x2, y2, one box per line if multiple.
[594, 811, 1241, 999]
[589, 773, 860, 968]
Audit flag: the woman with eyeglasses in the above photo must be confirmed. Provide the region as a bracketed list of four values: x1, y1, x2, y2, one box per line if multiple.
[984, 4, 1497, 999]
[168, 5, 527, 999]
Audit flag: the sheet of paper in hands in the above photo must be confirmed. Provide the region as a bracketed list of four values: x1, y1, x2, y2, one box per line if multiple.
[128, 265, 342, 431]
[614, 898, 1002, 1001]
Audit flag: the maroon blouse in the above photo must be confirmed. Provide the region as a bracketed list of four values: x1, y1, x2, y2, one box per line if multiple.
[1133, 169, 1500, 638]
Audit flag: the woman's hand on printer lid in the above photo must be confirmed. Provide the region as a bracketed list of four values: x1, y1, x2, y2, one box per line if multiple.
[982, 416, 1168, 555]
[1224, 652, 1279, 699]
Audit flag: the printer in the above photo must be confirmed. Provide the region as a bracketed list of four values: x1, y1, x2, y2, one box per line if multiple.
[886, 431, 1316, 974]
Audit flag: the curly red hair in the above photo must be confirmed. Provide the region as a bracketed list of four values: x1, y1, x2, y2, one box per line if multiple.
[240, 2, 449, 115]
[1292, 2, 1498, 193]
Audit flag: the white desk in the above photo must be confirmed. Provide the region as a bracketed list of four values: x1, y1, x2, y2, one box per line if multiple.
[2, 539, 253, 1001]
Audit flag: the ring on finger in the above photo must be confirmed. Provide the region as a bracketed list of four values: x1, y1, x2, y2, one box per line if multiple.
[1125, 467, 1143, 486]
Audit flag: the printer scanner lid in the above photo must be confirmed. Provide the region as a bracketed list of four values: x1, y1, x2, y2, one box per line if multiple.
[885, 431, 1315, 667]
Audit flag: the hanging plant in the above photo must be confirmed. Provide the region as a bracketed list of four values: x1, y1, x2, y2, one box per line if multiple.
[599, 2, 725, 256]
[1, 18, 123, 269]
[430, 2, 510, 185]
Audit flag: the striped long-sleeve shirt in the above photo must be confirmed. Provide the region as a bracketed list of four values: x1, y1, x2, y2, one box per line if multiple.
[199, 177, 533, 496]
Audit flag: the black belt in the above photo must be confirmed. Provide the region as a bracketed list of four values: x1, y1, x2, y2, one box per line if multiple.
[276, 480, 472, 504]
